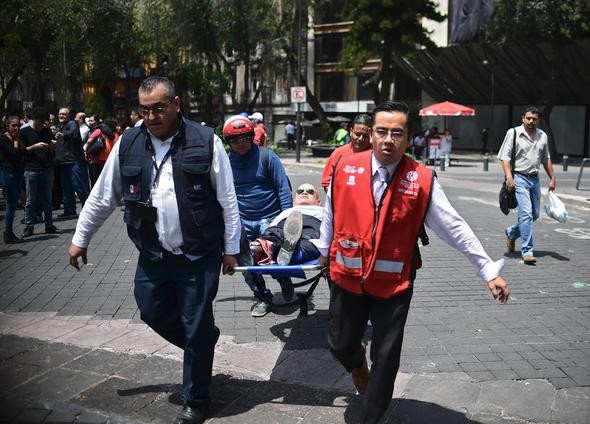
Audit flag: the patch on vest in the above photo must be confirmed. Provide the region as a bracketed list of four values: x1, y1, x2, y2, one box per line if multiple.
[398, 171, 420, 196]
[129, 184, 137, 194]
[346, 175, 356, 186]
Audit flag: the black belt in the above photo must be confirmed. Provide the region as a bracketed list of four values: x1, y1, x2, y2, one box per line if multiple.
[514, 171, 538, 178]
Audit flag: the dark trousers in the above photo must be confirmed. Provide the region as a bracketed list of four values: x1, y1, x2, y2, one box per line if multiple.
[60, 162, 90, 214]
[328, 284, 413, 424]
[134, 249, 222, 408]
[89, 162, 105, 187]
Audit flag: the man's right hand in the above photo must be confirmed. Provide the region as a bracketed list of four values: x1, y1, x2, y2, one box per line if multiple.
[318, 255, 328, 267]
[505, 176, 515, 191]
[68, 243, 88, 271]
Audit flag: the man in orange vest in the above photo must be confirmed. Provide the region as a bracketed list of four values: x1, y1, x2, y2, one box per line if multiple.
[321, 113, 373, 192]
[316, 101, 510, 424]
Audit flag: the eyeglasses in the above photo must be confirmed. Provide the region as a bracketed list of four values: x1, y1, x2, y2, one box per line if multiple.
[373, 128, 405, 141]
[138, 100, 172, 117]
[296, 188, 315, 195]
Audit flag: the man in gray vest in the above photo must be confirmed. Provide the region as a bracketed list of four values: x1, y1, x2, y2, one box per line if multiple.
[69, 76, 241, 424]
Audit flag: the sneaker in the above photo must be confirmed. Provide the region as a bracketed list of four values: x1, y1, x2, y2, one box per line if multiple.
[45, 225, 60, 234]
[505, 230, 515, 252]
[21, 226, 34, 238]
[351, 359, 370, 394]
[3, 232, 21, 244]
[523, 255, 537, 264]
[251, 300, 271, 317]
[277, 277, 295, 301]
[277, 210, 303, 265]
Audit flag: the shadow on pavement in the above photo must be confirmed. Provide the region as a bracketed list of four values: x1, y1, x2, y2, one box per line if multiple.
[0, 248, 28, 258]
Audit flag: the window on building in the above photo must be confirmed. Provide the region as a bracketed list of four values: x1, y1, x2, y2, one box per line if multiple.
[318, 73, 344, 102]
[315, 33, 343, 63]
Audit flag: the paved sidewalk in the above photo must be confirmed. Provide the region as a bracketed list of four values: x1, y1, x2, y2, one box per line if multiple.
[0, 149, 589, 423]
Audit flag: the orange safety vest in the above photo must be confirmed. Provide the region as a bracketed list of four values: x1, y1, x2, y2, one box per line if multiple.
[329, 151, 433, 299]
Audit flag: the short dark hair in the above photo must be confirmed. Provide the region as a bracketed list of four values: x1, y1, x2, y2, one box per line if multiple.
[139, 76, 176, 98]
[130, 107, 142, 116]
[523, 106, 540, 116]
[352, 113, 373, 127]
[32, 106, 49, 120]
[373, 101, 409, 116]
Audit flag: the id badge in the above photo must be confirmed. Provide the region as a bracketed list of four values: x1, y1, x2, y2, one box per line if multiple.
[137, 201, 158, 223]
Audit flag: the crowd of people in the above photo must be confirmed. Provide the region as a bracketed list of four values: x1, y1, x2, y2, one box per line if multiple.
[0, 106, 141, 243]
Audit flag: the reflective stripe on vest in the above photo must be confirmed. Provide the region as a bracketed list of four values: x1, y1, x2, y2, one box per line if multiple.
[374, 259, 404, 274]
[336, 251, 362, 269]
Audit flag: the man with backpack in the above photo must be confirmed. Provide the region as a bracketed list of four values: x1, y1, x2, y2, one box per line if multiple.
[223, 114, 292, 317]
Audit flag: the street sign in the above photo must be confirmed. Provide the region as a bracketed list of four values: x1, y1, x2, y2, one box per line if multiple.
[291, 86, 306, 103]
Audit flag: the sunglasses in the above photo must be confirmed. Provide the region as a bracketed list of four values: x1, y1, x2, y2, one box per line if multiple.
[228, 137, 251, 144]
[296, 188, 315, 195]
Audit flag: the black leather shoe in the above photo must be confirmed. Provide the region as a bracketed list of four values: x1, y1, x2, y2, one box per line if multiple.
[21, 226, 34, 238]
[173, 406, 208, 424]
[45, 225, 59, 234]
[3, 232, 21, 244]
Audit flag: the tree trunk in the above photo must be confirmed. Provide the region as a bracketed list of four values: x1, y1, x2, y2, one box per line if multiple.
[0, 69, 25, 117]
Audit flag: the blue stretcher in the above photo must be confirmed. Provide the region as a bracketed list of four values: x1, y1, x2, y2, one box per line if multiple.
[233, 260, 327, 316]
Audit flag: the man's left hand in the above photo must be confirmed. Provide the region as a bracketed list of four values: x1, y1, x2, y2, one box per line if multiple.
[222, 254, 238, 275]
[487, 277, 510, 303]
[549, 178, 556, 191]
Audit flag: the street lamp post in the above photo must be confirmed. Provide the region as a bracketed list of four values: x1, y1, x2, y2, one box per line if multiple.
[295, 0, 303, 163]
[482, 59, 495, 154]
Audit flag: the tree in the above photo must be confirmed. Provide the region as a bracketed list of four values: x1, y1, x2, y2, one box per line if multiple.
[339, 0, 445, 104]
[484, 0, 590, 159]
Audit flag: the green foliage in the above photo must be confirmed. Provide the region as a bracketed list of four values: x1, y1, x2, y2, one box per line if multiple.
[340, 0, 445, 72]
[485, 0, 590, 44]
[85, 94, 107, 117]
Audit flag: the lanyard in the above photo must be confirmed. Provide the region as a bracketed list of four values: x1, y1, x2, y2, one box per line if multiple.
[146, 134, 175, 204]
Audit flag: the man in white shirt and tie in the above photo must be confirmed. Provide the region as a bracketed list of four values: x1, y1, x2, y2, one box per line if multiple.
[317, 100, 510, 424]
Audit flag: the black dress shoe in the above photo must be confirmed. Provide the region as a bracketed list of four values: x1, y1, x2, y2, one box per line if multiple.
[45, 225, 60, 234]
[21, 226, 34, 238]
[173, 406, 208, 424]
[3, 232, 22, 244]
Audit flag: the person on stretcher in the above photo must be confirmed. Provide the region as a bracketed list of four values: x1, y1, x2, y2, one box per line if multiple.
[249, 183, 322, 267]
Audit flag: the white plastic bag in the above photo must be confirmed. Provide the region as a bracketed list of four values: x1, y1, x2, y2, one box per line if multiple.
[544, 190, 568, 223]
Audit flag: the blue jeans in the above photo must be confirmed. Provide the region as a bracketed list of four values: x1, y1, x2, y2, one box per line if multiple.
[60, 162, 90, 215]
[134, 249, 221, 408]
[24, 169, 54, 229]
[3, 171, 22, 233]
[241, 217, 274, 301]
[506, 173, 541, 257]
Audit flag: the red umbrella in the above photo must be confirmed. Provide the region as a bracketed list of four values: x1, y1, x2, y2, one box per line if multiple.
[419, 101, 475, 116]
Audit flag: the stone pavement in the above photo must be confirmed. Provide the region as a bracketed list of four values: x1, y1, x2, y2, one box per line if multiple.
[0, 150, 589, 423]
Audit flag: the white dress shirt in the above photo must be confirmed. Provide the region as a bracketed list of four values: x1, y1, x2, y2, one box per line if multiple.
[73, 131, 241, 255]
[316, 153, 503, 283]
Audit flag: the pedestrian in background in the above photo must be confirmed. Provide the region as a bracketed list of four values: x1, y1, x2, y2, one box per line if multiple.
[321, 114, 372, 192]
[20, 107, 59, 237]
[498, 106, 556, 264]
[0, 116, 25, 243]
[333, 122, 350, 145]
[249, 111, 267, 147]
[317, 100, 510, 424]
[55, 107, 89, 218]
[223, 114, 293, 317]
[69, 76, 240, 424]
[85, 115, 115, 186]
[284, 120, 295, 150]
